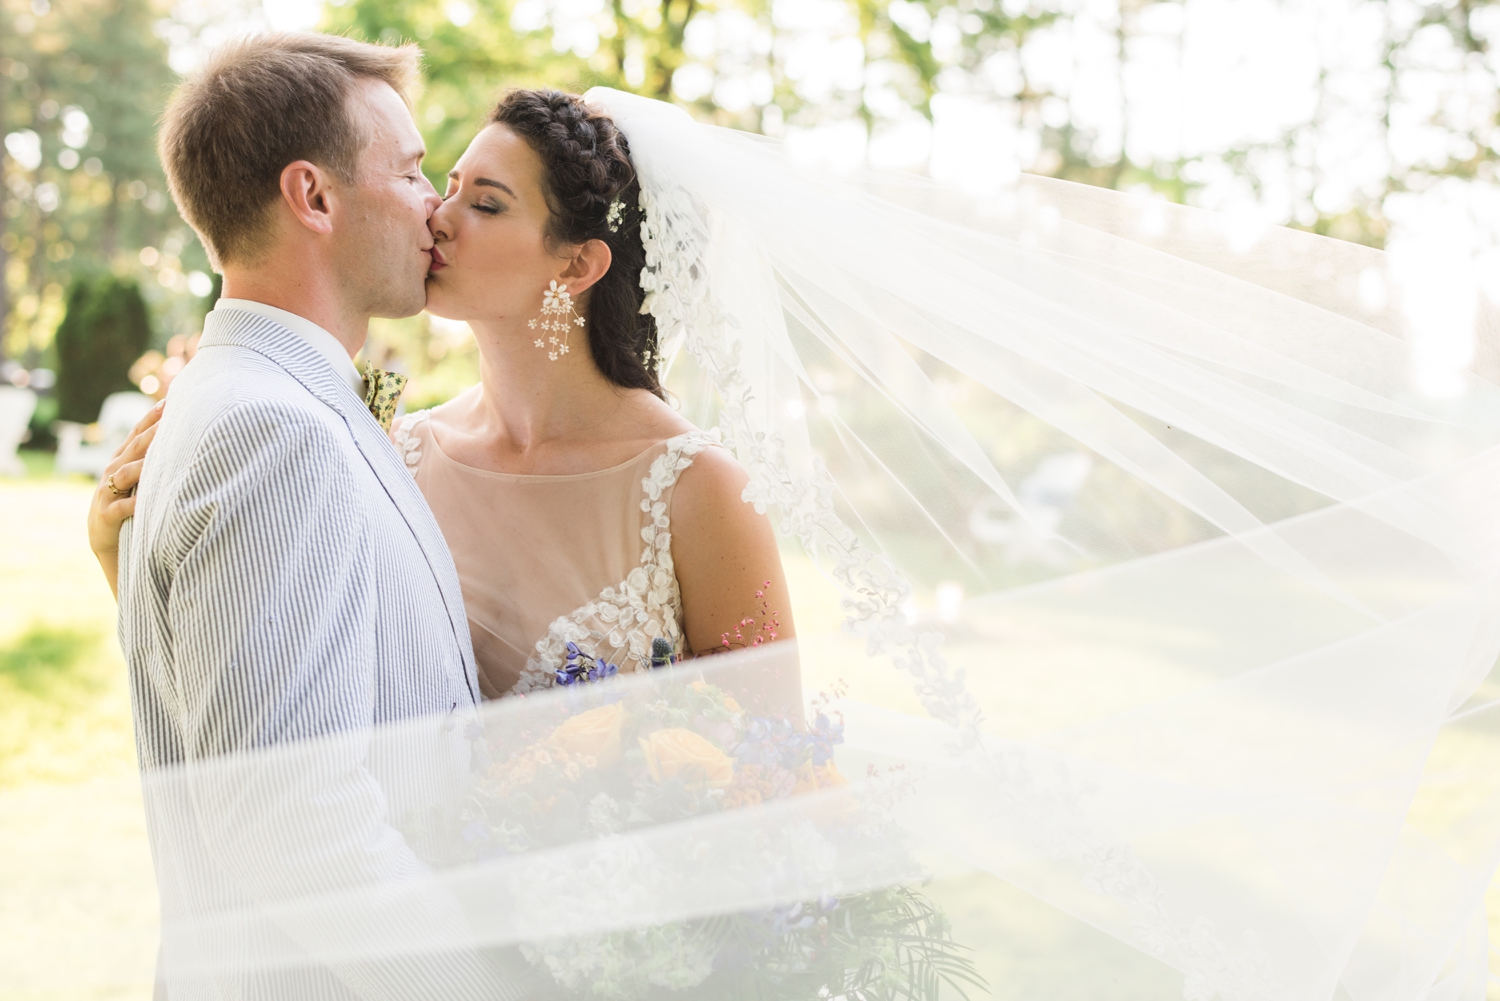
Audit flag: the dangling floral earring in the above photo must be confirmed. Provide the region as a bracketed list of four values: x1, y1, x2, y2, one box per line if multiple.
[528, 280, 585, 361]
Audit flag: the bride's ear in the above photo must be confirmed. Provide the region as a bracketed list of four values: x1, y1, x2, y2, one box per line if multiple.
[557, 238, 613, 295]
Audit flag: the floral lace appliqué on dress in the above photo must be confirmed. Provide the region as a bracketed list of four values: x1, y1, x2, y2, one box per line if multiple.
[392, 409, 427, 475]
[514, 431, 718, 694]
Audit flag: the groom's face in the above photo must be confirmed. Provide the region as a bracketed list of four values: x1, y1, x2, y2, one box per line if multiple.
[332, 80, 441, 319]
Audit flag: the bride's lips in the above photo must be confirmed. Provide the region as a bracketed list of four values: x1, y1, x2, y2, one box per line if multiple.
[427, 245, 448, 272]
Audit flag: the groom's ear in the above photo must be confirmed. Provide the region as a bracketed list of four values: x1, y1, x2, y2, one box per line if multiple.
[279, 160, 337, 237]
[558, 238, 613, 295]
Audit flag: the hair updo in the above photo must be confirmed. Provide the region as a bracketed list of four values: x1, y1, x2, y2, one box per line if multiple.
[491, 89, 662, 398]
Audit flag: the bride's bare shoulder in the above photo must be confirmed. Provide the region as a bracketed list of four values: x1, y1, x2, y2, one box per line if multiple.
[669, 442, 751, 520]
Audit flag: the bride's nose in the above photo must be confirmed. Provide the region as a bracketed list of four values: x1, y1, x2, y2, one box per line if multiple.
[428, 206, 451, 243]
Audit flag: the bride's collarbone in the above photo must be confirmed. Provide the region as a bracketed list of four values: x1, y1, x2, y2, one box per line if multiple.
[426, 384, 696, 475]
[429, 420, 697, 477]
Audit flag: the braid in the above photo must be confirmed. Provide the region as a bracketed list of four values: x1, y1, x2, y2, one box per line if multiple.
[493, 90, 661, 397]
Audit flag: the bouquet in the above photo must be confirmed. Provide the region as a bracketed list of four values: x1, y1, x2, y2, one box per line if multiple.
[459, 637, 985, 1001]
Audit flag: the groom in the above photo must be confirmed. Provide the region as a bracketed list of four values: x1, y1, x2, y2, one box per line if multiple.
[119, 33, 529, 999]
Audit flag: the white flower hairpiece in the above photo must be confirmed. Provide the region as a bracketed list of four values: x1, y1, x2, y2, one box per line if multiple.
[605, 198, 625, 233]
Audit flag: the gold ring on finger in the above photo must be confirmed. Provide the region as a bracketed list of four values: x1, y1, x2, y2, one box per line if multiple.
[106, 474, 124, 497]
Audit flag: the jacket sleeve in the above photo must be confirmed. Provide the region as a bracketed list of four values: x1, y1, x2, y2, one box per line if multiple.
[154, 399, 529, 1000]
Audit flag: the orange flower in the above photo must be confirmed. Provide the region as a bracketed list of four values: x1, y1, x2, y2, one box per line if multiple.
[638, 728, 735, 788]
[547, 703, 625, 768]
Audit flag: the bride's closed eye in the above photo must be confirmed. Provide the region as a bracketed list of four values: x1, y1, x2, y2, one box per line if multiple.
[442, 187, 502, 215]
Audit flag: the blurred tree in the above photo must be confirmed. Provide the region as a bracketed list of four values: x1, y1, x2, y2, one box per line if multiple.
[5, 0, 1500, 400]
[53, 273, 150, 422]
[2, 0, 196, 373]
[322, 0, 793, 182]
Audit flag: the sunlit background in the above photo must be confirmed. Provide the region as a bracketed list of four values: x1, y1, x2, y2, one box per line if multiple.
[5, 0, 1500, 997]
[6, 0, 1500, 410]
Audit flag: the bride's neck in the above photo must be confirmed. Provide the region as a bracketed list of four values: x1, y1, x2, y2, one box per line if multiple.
[466, 317, 622, 450]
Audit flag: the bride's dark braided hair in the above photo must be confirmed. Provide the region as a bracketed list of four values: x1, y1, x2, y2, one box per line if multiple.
[492, 89, 662, 398]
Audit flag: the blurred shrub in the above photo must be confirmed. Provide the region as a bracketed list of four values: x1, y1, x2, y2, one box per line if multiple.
[53, 276, 152, 423]
[27, 397, 58, 452]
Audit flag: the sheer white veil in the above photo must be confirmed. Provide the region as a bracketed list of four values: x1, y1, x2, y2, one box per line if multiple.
[137, 87, 1500, 1000]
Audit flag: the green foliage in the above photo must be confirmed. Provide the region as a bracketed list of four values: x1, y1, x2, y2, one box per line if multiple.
[536, 886, 986, 1001]
[53, 273, 150, 422]
[2, 0, 198, 366]
[6, 0, 1500, 385]
[0, 622, 100, 698]
[324, 0, 574, 188]
[320, 0, 780, 186]
[16, 446, 52, 476]
[26, 393, 56, 450]
[703, 886, 987, 1001]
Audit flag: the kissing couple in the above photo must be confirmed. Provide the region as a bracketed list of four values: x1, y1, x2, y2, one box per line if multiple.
[80, 23, 1500, 1001]
[88, 30, 793, 1000]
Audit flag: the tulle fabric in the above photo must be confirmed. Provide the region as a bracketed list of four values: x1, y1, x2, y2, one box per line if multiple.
[127, 88, 1500, 999]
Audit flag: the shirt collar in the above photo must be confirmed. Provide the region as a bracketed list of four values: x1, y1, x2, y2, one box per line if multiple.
[213, 298, 364, 396]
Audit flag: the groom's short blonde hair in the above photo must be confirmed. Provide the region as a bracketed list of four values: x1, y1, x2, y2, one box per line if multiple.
[159, 32, 419, 268]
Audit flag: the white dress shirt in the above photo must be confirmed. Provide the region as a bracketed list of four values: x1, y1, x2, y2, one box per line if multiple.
[213, 298, 364, 396]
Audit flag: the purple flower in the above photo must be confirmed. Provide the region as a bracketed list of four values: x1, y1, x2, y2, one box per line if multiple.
[554, 650, 618, 687]
[769, 902, 818, 936]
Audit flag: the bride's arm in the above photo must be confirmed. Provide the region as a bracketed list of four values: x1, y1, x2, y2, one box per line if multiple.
[670, 446, 801, 713]
[87, 401, 165, 598]
[91, 409, 402, 600]
[670, 446, 796, 652]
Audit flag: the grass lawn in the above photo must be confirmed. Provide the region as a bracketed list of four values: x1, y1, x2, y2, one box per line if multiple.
[1, 453, 156, 1000]
[0, 451, 135, 786]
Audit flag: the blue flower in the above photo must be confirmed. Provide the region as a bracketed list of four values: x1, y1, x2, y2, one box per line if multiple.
[553, 649, 619, 687]
[769, 902, 818, 936]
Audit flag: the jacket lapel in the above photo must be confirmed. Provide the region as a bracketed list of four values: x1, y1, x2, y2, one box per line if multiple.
[199, 309, 481, 703]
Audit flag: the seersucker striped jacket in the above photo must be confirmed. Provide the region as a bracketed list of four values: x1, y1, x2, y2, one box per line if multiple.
[118, 308, 529, 1000]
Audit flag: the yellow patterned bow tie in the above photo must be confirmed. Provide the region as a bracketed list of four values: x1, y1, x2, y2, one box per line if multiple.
[363, 363, 407, 432]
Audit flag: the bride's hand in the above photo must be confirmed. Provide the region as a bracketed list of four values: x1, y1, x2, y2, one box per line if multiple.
[88, 400, 164, 598]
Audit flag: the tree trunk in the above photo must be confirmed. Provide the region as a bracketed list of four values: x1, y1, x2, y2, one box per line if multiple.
[100, 186, 118, 258]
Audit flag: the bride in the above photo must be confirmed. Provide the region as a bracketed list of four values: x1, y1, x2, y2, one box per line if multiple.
[88, 81, 1500, 998]
[92, 88, 795, 702]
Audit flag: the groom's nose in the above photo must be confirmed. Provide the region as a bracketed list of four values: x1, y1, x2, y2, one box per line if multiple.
[420, 174, 441, 218]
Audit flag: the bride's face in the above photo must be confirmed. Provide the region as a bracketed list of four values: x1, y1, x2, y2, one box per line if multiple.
[425, 124, 565, 324]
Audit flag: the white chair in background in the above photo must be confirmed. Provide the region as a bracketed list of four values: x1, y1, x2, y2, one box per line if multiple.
[53, 391, 155, 478]
[969, 451, 1095, 563]
[0, 386, 38, 477]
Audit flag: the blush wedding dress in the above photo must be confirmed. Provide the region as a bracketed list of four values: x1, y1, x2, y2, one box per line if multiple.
[394, 409, 719, 697]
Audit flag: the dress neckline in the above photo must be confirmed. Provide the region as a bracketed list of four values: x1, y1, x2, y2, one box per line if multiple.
[420, 412, 695, 483]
